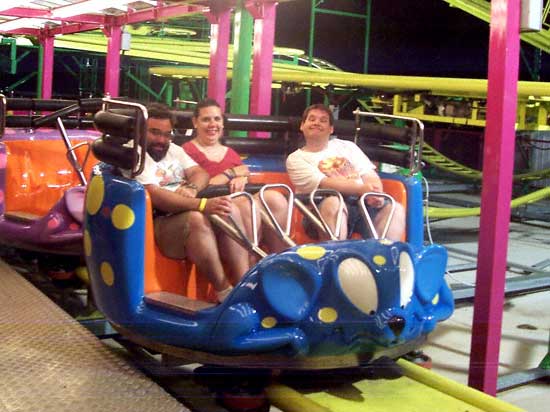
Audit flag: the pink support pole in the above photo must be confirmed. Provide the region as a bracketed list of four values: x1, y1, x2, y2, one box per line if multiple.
[40, 36, 54, 99]
[468, 0, 520, 395]
[207, 9, 231, 112]
[249, 2, 276, 120]
[104, 25, 122, 97]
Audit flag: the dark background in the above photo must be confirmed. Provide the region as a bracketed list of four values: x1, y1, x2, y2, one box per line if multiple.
[275, 0, 549, 80]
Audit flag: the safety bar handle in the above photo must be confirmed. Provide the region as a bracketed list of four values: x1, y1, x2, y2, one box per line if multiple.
[309, 189, 345, 241]
[358, 192, 396, 240]
[258, 184, 296, 248]
[57, 117, 90, 185]
[210, 192, 267, 259]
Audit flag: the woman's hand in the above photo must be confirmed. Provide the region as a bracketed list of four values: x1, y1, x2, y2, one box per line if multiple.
[204, 196, 233, 216]
[228, 176, 248, 193]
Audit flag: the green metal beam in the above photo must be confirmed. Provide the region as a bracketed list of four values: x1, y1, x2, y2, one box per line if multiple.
[314, 8, 369, 19]
[60, 60, 78, 79]
[307, 0, 372, 104]
[37, 44, 43, 98]
[125, 70, 161, 100]
[6, 71, 37, 93]
[443, 0, 550, 53]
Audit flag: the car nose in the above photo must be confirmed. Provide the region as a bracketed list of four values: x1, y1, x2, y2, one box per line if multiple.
[388, 316, 406, 337]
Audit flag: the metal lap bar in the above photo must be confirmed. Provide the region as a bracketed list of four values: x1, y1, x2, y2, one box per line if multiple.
[292, 198, 327, 236]
[352, 108, 424, 176]
[57, 117, 90, 185]
[259, 184, 296, 248]
[210, 191, 267, 259]
[358, 192, 396, 239]
[309, 189, 345, 241]
[0, 94, 6, 138]
[33, 103, 80, 128]
[102, 98, 148, 177]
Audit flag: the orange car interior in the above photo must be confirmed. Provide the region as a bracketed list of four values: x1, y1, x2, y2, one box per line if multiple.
[144, 171, 408, 303]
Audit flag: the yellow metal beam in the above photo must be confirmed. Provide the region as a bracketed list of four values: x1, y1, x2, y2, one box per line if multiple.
[148, 66, 550, 100]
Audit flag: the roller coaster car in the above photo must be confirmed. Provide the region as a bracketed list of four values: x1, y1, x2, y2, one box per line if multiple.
[85, 99, 454, 369]
[0, 95, 101, 254]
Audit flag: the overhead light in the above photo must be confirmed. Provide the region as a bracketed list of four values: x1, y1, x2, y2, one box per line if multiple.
[51, 0, 133, 18]
[0, 1, 37, 13]
[0, 17, 49, 32]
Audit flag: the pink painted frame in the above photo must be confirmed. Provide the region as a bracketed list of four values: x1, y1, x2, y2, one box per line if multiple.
[468, 0, 520, 395]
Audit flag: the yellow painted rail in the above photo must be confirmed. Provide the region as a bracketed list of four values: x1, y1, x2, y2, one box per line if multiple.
[266, 359, 524, 412]
[426, 187, 550, 219]
[422, 143, 550, 182]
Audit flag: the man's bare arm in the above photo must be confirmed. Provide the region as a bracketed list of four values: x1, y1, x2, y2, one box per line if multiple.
[185, 165, 210, 191]
[146, 184, 201, 213]
[319, 170, 383, 196]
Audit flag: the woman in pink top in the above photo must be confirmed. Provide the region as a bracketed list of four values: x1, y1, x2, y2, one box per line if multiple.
[184, 99, 289, 264]
[182, 127, 248, 193]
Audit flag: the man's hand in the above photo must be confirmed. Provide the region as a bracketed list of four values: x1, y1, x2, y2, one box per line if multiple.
[175, 185, 198, 198]
[228, 176, 248, 193]
[204, 196, 233, 216]
[360, 181, 385, 208]
[366, 195, 385, 208]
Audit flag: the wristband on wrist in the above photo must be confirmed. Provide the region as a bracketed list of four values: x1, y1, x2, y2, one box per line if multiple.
[223, 171, 233, 181]
[198, 197, 207, 212]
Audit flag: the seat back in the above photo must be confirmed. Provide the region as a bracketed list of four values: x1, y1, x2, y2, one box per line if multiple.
[142, 191, 216, 302]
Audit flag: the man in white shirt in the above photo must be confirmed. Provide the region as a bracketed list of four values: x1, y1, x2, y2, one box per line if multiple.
[286, 104, 405, 241]
[135, 103, 241, 302]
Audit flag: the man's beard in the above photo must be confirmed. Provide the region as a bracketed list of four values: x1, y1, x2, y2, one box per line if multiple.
[147, 143, 169, 162]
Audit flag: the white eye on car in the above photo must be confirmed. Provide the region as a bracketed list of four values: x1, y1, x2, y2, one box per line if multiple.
[337, 258, 378, 315]
[399, 251, 415, 308]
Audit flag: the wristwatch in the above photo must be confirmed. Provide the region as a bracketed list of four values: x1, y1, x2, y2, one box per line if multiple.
[184, 182, 199, 191]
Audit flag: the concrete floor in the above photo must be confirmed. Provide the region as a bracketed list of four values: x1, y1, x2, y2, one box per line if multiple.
[422, 197, 550, 412]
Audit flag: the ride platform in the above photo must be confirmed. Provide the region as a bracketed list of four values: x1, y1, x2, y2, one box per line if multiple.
[0, 258, 185, 412]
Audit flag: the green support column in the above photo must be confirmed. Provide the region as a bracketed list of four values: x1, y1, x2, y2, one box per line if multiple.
[364, 0, 371, 73]
[4, 38, 17, 74]
[230, 1, 254, 136]
[165, 82, 174, 107]
[37, 44, 44, 98]
[307, 0, 372, 105]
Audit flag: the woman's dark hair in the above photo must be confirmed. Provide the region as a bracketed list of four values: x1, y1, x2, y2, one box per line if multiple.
[301, 103, 334, 126]
[147, 102, 175, 127]
[193, 98, 222, 118]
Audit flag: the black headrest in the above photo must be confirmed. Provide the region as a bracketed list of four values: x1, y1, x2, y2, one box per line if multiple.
[93, 110, 136, 140]
[92, 139, 136, 170]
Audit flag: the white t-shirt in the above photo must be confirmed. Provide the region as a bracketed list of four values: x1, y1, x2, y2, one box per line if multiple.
[286, 138, 376, 194]
[134, 143, 197, 191]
